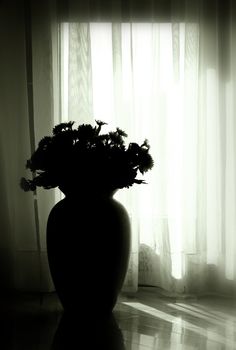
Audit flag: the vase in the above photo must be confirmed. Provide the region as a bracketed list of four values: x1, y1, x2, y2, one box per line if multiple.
[46, 189, 131, 315]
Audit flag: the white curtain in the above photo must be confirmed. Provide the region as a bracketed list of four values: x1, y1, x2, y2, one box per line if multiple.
[61, 15, 236, 296]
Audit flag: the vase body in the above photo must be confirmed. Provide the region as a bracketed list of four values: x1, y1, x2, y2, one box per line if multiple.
[47, 190, 131, 314]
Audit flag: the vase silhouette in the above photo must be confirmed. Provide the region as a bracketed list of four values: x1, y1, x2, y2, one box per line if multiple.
[47, 188, 131, 315]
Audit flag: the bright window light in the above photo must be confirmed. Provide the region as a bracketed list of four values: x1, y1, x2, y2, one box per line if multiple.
[60, 22, 200, 281]
[90, 23, 115, 125]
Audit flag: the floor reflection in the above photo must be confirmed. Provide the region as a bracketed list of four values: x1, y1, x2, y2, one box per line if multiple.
[0, 291, 234, 349]
[118, 297, 236, 349]
[51, 311, 126, 350]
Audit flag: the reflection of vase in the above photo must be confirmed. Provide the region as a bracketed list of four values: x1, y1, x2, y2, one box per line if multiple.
[47, 189, 131, 314]
[52, 312, 126, 350]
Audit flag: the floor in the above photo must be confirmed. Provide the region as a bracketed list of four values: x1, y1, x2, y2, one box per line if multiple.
[0, 288, 235, 349]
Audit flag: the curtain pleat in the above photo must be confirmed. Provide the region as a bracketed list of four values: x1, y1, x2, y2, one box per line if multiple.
[68, 23, 94, 123]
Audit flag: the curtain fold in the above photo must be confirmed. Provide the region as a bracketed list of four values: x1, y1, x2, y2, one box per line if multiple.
[0, 0, 38, 291]
[0, 0, 57, 292]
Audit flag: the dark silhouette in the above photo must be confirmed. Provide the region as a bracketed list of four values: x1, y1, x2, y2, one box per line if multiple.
[20, 121, 153, 315]
[47, 190, 131, 314]
[20, 120, 154, 194]
[51, 311, 126, 350]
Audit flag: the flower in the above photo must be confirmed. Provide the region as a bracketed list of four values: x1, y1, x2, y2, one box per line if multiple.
[20, 177, 36, 192]
[20, 121, 154, 194]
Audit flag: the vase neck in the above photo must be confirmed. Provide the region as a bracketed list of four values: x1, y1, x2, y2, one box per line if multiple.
[63, 188, 118, 200]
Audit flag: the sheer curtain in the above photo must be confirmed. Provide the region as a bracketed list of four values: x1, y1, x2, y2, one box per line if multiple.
[0, 0, 57, 292]
[60, 12, 236, 295]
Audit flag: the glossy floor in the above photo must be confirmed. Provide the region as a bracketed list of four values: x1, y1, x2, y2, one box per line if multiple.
[0, 288, 235, 349]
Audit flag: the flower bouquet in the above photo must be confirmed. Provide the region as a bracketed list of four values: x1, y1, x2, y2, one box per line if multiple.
[20, 120, 154, 195]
